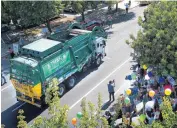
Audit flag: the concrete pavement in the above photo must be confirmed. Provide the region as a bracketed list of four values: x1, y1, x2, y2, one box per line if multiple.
[1, 6, 147, 128]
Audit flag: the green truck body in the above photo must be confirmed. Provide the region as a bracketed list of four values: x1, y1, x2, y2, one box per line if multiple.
[10, 23, 107, 107]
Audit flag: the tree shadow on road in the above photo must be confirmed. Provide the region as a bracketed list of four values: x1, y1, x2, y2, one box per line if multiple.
[112, 11, 136, 25]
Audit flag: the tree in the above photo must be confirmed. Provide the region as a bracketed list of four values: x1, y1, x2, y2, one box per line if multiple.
[71, 1, 88, 22]
[116, 2, 118, 12]
[20, 1, 63, 33]
[79, 93, 109, 128]
[111, 96, 123, 127]
[1, 1, 11, 24]
[1, 1, 20, 25]
[107, 1, 115, 12]
[16, 79, 109, 128]
[88, 1, 102, 10]
[17, 109, 28, 128]
[132, 97, 177, 128]
[2, 1, 64, 32]
[126, 1, 177, 79]
[30, 78, 69, 128]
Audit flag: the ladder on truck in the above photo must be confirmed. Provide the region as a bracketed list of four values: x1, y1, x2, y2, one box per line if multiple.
[19, 62, 35, 103]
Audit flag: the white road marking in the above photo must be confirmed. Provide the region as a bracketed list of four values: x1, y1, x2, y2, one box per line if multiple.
[115, 81, 129, 95]
[5, 57, 131, 112]
[69, 57, 131, 109]
[103, 80, 131, 103]
[12, 102, 26, 112]
[1, 38, 5, 44]
[105, 56, 111, 60]
[1, 85, 11, 91]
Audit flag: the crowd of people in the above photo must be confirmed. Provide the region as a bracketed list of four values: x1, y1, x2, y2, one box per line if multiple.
[105, 64, 177, 127]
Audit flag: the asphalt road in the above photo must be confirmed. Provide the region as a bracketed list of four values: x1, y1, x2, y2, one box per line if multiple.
[1, 6, 146, 128]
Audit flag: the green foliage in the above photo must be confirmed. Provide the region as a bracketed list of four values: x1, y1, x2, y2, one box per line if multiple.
[71, 1, 87, 21]
[106, 1, 120, 12]
[2, 1, 64, 32]
[111, 96, 122, 126]
[29, 78, 69, 128]
[71, 1, 102, 21]
[127, 1, 177, 77]
[17, 109, 28, 128]
[79, 93, 109, 128]
[62, 1, 71, 8]
[132, 97, 177, 128]
[16, 80, 108, 128]
[88, 1, 103, 10]
[1, 1, 20, 24]
[1, 1, 11, 24]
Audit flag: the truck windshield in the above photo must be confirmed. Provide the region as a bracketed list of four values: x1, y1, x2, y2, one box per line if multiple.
[10, 61, 40, 85]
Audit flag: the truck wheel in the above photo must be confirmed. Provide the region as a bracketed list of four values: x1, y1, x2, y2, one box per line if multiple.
[41, 96, 47, 108]
[82, 65, 88, 73]
[66, 76, 76, 89]
[58, 84, 66, 97]
[95, 56, 102, 67]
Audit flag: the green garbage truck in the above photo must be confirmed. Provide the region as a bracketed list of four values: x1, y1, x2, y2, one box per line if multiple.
[10, 23, 107, 107]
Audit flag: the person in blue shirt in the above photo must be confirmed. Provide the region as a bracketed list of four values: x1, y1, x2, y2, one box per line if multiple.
[108, 80, 115, 102]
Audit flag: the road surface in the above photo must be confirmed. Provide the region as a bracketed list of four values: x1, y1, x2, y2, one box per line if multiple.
[1, 6, 146, 128]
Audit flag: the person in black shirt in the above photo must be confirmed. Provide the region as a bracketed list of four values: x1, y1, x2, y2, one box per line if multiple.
[104, 111, 113, 125]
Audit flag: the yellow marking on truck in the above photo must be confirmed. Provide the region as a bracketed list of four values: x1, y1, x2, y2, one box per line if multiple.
[16, 96, 41, 108]
[31, 83, 41, 98]
[11, 79, 41, 99]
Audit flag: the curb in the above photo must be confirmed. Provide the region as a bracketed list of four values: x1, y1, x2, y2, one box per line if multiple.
[129, 3, 140, 10]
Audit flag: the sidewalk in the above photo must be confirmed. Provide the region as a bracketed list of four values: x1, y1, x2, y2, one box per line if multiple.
[101, 0, 139, 11]
[103, 80, 140, 126]
[118, 0, 139, 10]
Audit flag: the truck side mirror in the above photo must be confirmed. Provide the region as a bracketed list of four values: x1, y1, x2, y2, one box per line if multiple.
[103, 41, 106, 46]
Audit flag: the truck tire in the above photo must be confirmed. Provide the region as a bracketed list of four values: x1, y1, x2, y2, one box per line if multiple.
[95, 56, 102, 67]
[41, 96, 48, 108]
[58, 83, 66, 97]
[82, 65, 88, 73]
[66, 76, 76, 89]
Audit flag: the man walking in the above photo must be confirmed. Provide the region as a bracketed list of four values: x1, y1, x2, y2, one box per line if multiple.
[108, 80, 115, 102]
[125, 3, 129, 14]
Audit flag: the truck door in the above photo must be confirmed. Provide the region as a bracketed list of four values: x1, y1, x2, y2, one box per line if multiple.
[96, 40, 106, 57]
[102, 40, 106, 56]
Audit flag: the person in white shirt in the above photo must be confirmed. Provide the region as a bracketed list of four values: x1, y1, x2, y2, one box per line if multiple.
[125, 3, 129, 14]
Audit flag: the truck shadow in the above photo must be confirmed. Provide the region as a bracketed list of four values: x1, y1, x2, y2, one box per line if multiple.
[66, 62, 104, 94]
[1, 63, 104, 128]
[112, 11, 136, 25]
[1, 101, 47, 128]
